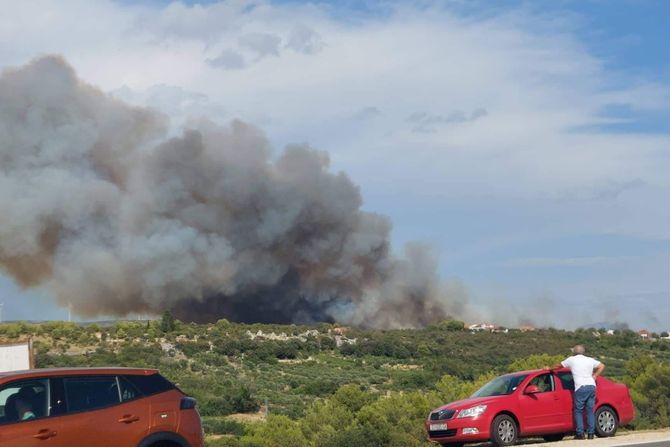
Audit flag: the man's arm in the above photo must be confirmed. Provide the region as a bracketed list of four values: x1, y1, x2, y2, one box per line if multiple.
[544, 363, 564, 371]
[593, 362, 605, 379]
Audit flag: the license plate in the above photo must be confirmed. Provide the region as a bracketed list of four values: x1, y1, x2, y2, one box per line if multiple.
[431, 423, 448, 431]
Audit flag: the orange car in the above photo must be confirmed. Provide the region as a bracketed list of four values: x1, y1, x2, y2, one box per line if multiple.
[0, 367, 204, 447]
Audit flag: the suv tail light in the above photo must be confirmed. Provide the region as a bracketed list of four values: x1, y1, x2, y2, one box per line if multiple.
[180, 397, 197, 410]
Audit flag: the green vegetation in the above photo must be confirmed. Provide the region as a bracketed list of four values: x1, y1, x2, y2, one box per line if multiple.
[624, 354, 670, 429]
[1, 318, 669, 446]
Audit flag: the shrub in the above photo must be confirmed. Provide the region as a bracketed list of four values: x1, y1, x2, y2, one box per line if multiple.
[202, 418, 246, 436]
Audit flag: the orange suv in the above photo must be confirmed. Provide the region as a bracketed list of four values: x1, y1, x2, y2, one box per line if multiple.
[0, 367, 204, 447]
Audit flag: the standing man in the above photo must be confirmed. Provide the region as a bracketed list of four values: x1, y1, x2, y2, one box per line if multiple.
[546, 345, 605, 440]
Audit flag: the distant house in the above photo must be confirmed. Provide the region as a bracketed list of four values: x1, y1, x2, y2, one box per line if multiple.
[331, 327, 349, 336]
[468, 323, 496, 332]
[638, 330, 651, 339]
[519, 325, 536, 332]
[606, 329, 615, 336]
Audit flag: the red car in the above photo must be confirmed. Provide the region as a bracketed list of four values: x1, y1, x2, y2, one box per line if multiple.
[426, 368, 634, 446]
[0, 367, 204, 447]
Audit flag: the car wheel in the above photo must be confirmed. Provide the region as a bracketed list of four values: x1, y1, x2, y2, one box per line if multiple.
[491, 414, 518, 446]
[542, 434, 565, 442]
[595, 406, 618, 437]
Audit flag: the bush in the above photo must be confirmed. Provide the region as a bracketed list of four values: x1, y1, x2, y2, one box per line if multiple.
[624, 355, 670, 428]
[240, 415, 308, 447]
[200, 397, 234, 416]
[199, 385, 260, 416]
[438, 320, 465, 331]
[206, 437, 243, 447]
[202, 418, 246, 436]
[507, 353, 565, 372]
[302, 380, 339, 397]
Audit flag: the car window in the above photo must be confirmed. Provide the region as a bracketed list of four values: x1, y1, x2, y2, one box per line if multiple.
[557, 371, 575, 391]
[49, 378, 67, 416]
[118, 376, 142, 402]
[64, 376, 120, 413]
[0, 379, 49, 425]
[529, 373, 554, 392]
[123, 374, 175, 397]
[472, 374, 528, 397]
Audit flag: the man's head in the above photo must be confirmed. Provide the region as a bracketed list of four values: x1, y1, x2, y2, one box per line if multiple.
[572, 344, 585, 355]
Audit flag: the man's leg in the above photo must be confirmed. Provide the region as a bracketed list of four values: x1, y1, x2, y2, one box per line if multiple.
[585, 386, 596, 436]
[574, 387, 587, 437]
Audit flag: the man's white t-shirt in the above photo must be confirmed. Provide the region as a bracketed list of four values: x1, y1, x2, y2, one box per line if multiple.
[561, 354, 601, 390]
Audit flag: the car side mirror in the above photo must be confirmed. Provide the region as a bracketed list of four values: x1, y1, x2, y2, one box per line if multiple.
[525, 385, 541, 394]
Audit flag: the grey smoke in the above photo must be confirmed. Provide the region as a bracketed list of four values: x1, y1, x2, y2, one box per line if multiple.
[0, 56, 464, 328]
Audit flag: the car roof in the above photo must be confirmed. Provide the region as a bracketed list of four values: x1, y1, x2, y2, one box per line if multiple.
[0, 367, 159, 382]
[508, 367, 571, 376]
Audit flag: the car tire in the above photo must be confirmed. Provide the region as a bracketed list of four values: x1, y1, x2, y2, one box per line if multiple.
[595, 405, 618, 437]
[137, 432, 189, 447]
[542, 434, 565, 442]
[491, 414, 518, 446]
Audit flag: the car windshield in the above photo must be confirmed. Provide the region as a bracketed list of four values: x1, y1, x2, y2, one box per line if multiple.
[471, 374, 528, 397]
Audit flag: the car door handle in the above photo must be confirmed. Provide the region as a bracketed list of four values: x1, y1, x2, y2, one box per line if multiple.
[33, 429, 57, 440]
[118, 414, 140, 424]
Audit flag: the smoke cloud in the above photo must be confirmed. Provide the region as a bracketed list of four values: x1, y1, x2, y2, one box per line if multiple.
[0, 56, 466, 328]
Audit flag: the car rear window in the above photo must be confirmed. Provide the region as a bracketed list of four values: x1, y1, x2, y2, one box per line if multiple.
[122, 373, 175, 397]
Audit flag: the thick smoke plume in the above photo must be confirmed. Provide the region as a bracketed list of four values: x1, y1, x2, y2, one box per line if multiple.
[0, 56, 465, 327]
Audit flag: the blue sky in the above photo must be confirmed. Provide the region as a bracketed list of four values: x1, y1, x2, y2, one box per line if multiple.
[0, 0, 669, 330]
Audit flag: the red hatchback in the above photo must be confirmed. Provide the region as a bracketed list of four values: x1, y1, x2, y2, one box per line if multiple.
[426, 368, 634, 446]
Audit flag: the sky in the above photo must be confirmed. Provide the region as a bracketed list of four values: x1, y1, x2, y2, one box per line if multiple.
[0, 0, 669, 330]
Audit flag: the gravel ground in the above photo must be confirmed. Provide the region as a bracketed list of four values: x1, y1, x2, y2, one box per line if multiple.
[528, 430, 670, 447]
[467, 430, 670, 447]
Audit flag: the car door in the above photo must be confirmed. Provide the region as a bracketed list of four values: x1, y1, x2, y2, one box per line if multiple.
[0, 378, 63, 447]
[518, 373, 566, 434]
[554, 371, 576, 430]
[52, 375, 150, 447]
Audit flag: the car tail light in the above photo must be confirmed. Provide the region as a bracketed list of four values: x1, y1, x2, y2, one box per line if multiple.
[180, 397, 197, 410]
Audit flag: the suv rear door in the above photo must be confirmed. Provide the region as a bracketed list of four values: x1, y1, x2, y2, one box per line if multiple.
[52, 375, 151, 447]
[121, 373, 181, 435]
[0, 378, 62, 447]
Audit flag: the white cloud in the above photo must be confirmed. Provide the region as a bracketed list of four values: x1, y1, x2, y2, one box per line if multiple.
[110, 84, 227, 129]
[130, 0, 263, 42]
[285, 24, 324, 54]
[207, 49, 247, 70]
[1, 2, 666, 208]
[238, 32, 281, 58]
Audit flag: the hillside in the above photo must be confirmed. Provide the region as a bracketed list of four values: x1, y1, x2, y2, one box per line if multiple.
[1, 318, 669, 447]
